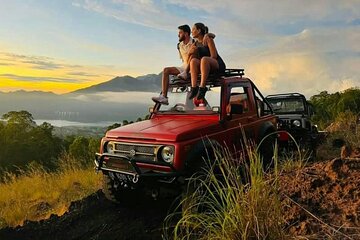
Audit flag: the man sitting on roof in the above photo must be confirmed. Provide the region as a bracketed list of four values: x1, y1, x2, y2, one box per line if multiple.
[151, 25, 193, 105]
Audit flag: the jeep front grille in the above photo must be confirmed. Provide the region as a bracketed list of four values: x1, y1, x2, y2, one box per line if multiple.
[113, 142, 159, 161]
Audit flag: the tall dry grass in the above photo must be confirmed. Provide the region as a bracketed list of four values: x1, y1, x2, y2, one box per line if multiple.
[165, 140, 285, 240]
[0, 153, 102, 228]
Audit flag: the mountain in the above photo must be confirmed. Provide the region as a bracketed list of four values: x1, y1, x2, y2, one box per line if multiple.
[70, 73, 162, 94]
[0, 73, 164, 123]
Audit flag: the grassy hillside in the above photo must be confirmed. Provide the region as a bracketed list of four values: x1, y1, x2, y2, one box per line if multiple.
[0, 154, 102, 228]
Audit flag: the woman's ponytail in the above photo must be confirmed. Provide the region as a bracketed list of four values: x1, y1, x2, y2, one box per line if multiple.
[204, 26, 209, 34]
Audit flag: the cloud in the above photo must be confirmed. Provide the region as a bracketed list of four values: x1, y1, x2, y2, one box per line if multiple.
[73, 0, 360, 40]
[231, 27, 360, 97]
[1, 52, 64, 70]
[0, 74, 82, 83]
[0, 51, 124, 93]
[72, 0, 185, 31]
[67, 72, 100, 77]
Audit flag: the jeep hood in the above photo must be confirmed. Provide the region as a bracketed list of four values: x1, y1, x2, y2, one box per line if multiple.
[106, 116, 219, 142]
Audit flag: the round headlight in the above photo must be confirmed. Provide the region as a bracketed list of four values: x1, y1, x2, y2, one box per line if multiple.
[106, 142, 115, 154]
[161, 146, 174, 163]
[293, 120, 301, 127]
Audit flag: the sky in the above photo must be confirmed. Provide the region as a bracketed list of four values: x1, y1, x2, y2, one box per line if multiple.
[0, 0, 359, 96]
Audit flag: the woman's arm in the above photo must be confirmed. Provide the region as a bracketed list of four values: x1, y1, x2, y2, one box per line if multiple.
[204, 35, 218, 59]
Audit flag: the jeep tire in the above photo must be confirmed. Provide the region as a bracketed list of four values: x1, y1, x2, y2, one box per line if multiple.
[102, 172, 140, 206]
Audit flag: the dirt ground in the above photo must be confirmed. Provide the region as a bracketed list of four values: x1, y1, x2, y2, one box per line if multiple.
[0, 191, 174, 240]
[279, 158, 360, 239]
[1, 158, 359, 240]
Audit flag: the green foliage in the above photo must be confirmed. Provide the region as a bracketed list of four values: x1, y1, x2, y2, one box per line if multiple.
[68, 136, 100, 166]
[0, 111, 62, 173]
[2, 110, 36, 126]
[310, 88, 360, 129]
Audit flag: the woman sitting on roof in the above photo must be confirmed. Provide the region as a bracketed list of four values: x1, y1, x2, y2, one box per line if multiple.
[188, 23, 226, 100]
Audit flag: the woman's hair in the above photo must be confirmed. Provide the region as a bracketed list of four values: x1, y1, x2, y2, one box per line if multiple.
[194, 22, 208, 36]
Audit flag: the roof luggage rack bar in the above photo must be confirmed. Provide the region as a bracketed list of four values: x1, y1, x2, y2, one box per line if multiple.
[266, 93, 304, 98]
[170, 68, 244, 88]
[224, 68, 244, 77]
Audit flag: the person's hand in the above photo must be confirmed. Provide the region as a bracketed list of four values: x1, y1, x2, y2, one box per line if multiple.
[188, 43, 197, 55]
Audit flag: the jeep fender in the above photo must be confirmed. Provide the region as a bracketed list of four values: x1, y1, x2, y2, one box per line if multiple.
[184, 138, 222, 172]
[257, 121, 276, 143]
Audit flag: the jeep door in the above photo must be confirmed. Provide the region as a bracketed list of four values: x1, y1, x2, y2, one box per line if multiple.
[221, 81, 259, 154]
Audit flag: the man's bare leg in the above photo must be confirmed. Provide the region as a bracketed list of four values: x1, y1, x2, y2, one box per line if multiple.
[162, 67, 180, 97]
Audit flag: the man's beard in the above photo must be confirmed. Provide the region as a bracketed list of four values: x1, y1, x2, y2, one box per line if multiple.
[178, 36, 185, 42]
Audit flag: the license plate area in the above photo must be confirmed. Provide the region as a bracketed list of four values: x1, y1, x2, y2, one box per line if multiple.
[104, 157, 135, 173]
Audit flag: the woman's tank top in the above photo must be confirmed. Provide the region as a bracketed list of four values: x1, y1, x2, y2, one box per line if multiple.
[196, 42, 226, 73]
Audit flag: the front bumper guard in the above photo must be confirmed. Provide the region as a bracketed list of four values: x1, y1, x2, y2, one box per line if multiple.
[94, 153, 181, 183]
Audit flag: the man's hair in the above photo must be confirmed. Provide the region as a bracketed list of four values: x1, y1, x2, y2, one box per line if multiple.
[178, 24, 191, 35]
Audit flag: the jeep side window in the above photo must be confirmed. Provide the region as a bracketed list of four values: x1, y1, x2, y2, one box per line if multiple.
[228, 87, 249, 115]
[254, 88, 271, 117]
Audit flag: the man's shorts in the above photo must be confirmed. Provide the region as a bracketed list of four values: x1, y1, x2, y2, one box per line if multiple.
[176, 65, 186, 73]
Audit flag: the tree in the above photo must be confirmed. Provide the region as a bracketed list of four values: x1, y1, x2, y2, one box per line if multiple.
[2, 110, 36, 126]
[106, 123, 121, 132]
[0, 111, 62, 173]
[68, 136, 101, 166]
[310, 88, 360, 129]
[69, 136, 90, 164]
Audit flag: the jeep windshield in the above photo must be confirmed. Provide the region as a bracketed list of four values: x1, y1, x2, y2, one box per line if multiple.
[266, 97, 305, 114]
[157, 86, 221, 114]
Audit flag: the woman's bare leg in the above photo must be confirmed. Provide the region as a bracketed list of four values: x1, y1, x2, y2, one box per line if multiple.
[199, 57, 219, 87]
[190, 58, 200, 87]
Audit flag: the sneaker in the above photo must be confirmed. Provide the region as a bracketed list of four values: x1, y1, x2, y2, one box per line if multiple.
[197, 87, 207, 100]
[188, 86, 199, 99]
[151, 95, 169, 105]
[177, 71, 188, 80]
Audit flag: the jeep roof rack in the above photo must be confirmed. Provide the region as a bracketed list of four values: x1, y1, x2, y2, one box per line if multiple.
[170, 68, 244, 88]
[266, 93, 305, 98]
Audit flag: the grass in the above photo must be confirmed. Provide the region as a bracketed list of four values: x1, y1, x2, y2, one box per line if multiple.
[165, 139, 286, 240]
[0, 153, 102, 228]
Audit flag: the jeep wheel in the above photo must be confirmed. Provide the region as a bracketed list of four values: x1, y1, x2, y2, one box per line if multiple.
[182, 148, 214, 213]
[102, 172, 140, 205]
[258, 132, 276, 170]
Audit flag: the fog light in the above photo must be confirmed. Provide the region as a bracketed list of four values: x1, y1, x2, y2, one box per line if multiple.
[293, 120, 301, 127]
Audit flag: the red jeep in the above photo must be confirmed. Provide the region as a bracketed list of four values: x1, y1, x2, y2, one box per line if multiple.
[95, 69, 277, 203]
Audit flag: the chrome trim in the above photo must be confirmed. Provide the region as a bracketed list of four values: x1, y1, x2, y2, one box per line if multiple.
[104, 141, 168, 161]
[112, 141, 161, 147]
[100, 167, 138, 177]
[114, 150, 154, 156]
